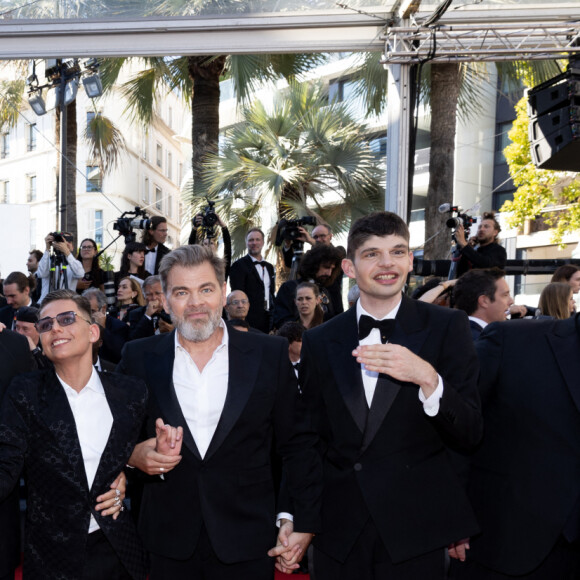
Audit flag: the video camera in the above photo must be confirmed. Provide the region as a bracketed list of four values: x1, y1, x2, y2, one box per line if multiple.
[275, 216, 317, 247]
[441, 205, 475, 231]
[113, 207, 151, 244]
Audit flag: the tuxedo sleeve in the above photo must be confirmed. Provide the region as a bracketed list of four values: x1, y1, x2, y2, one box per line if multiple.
[228, 260, 245, 292]
[428, 309, 483, 451]
[273, 282, 297, 329]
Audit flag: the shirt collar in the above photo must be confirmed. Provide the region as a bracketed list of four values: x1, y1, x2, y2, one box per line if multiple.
[56, 366, 105, 395]
[356, 297, 402, 322]
[174, 319, 229, 354]
[468, 316, 487, 329]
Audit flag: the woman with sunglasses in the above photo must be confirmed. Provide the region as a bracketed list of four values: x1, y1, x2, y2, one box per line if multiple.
[76, 238, 105, 294]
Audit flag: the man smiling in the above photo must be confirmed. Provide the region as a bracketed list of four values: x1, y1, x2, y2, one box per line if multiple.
[282, 212, 483, 579]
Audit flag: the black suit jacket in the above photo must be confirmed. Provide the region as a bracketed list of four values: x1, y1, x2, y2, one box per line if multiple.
[301, 296, 482, 564]
[0, 304, 38, 329]
[229, 254, 275, 333]
[469, 319, 484, 341]
[152, 243, 171, 275]
[117, 329, 322, 564]
[464, 316, 580, 575]
[457, 242, 507, 277]
[100, 314, 129, 364]
[0, 370, 148, 579]
[0, 330, 32, 577]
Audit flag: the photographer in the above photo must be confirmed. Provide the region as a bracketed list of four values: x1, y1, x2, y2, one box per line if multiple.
[37, 231, 85, 302]
[188, 212, 232, 282]
[142, 216, 170, 276]
[454, 211, 507, 278]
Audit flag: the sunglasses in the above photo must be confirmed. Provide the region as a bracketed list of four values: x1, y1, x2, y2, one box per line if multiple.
[35, 311, 92, 334]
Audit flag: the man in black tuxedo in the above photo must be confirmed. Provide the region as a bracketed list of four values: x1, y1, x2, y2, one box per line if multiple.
[142, 216, 171, 276]
[119, 244, 321, 580]
[453, 268, 514, 341]
[0, 290, 148, 579]
[0, 329, 31, 580]
[452, 315, 580, 579]
[229, 228, 275, 333]
[280, 211, 482, 579]
[0, 271, 37, 329]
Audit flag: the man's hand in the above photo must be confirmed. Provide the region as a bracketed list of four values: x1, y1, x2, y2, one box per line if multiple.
[146, 299, 162, 317]
[509, 304, 527, 318]
[155, 417, 183, 456]
[267, 519, 313, 574]
[95, 471, 126, 520]
[52, 240, 70, 256]
[76, 278, 91, 291]
[353, 344, 438, 398]
[92, 309, 107, 327]
[448, 538, 470, 561]
[454, 225, 467, 248]
[128, 437, 182, 476]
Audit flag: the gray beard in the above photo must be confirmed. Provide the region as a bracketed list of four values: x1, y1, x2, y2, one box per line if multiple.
[170, 308, 222, 343]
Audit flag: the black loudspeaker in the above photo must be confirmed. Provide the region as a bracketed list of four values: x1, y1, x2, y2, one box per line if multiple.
[528, 69, 580, 171]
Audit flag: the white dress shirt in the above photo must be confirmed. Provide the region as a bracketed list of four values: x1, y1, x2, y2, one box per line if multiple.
[173, 321, 229, 458]
[468, 315, 487, 330]
[57, 368, 113, 533]
[356, 300, 443, 416]
[251, 256, 271, 310]
[144, 245, 157, 275]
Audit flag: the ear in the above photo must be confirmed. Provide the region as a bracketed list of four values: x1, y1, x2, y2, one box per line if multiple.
[88, 323, 100, 344]
[408, 251, 414, 274]
[342, 258, 356, 280]
[222, 282, 227, 307]
[478, 295, 490, 310]
[161, 293, 168, 312]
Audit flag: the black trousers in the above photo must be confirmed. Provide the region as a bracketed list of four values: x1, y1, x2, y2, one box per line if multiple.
[149, 524, 273, 580]
[312, 519, 446, 580]
[82, 530, 131, 580]
[450, 536, 580, 580]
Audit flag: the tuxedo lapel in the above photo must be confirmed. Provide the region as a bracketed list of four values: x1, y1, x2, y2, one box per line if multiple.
[361, 296, 430, 452]
[327, 308, 367, 434]
[244, 255, 265, 290]
[38, 370, 88, 491]
[547, 315, 580, 414]
[204, 330, 260, 460]
[143, 331, 202, 460]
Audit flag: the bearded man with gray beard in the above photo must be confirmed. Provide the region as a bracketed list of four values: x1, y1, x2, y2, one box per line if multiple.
[117, 244, 322, 580]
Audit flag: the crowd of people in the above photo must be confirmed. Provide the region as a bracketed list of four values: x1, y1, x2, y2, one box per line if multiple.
[0, 210, 578, 580]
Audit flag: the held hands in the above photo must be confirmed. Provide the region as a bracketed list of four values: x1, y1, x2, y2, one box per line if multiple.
[127, 418, 183, 476]
[267, 519, 313, 574]
[353, 344, 439, 398]
[95, 471, 126, 520]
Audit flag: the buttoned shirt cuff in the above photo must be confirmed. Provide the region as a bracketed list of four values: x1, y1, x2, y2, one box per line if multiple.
[276, 512, 294, 528]
[418, 375, 444, 417]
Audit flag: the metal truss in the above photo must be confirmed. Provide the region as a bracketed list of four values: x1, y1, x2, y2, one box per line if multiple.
[383, 21, 580, 64]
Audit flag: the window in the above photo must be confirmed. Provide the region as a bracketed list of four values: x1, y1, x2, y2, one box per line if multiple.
[86, 111, 96, 138]
[1, 133, 9, 158]
[143, 177, 149, 203]
[178, 162, 184, 185]
[167, 151, 173, 180]
[0, 180, 9, 203]
[156, 143, 162, 168]
[86, 165, 102, 192]
[95, 210, 103, 246]
[495, 121, 513, 165]
[26, 123, 36, 151]
[27, 175, 37, 202]
[143, 132, 149, 160]
[155, 186, 162, 210]
[328, 78, 357, 103]
[167, 195, 173, 217]
[167, 106, 173, 129]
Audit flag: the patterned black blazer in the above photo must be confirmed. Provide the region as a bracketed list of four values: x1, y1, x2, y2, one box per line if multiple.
[0, 369, 148, 579]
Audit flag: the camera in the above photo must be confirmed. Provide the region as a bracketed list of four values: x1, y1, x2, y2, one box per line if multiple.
[113, 207, 151, 244]
[443, 206, 475, 230]
[50, 232, 72, 244]
[202, 198, 218, 228]
[275, 216, 317, 246]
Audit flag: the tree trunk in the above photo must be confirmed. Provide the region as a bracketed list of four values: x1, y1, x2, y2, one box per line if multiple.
[55, 99, 78, 246]
[424, 63, 460, 260]
[187, 56, 227, 198]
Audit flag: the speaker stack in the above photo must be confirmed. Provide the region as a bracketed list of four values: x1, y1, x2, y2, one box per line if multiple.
[528, 66, 580, 171]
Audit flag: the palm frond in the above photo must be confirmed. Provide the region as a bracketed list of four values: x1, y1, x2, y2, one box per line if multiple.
[0, 79, 25, 132]
[83, 113, 127, 175]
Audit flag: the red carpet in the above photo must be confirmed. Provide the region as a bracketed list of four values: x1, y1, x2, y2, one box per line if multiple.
[15, 564, 307, 579]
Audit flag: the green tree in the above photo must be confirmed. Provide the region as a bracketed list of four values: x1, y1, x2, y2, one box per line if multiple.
[501, 95, 580, 244]
[205, 81, 384, 258]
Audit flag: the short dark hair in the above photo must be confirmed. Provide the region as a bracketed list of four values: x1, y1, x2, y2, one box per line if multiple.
[40, 289, 93, 321]
[120, 242, 148, 278]
[276, 321, 305, 344]
[481, 211, 501, 236]
[551, 264, 579, 284]
[246, 228, 265, 241]
[298, 244, 343, 281]
[295, 281, 320, 298]
[29, 249, 43, 262]
[453, 268, 505, 316]
[4, 271, 32, 292]
[347, 212, 409, 260]
[159, 244, 225, 293]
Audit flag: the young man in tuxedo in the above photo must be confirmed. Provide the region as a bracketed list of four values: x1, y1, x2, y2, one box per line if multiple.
[277, 211, 483, 579]
[118, 244, 321, 580]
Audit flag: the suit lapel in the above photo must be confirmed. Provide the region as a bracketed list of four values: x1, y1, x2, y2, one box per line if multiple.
[245, 255, 266, 289]
[38, 370, 89, 491]
[361, 296, 430, 453]
[547, 315, 580, 414]
[203, 330, 260, 460]
[327, 308, 368, 434]
[144, 331, 202, 460]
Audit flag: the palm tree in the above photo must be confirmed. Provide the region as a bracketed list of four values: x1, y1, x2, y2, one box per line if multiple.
[205, 81, 384, 258]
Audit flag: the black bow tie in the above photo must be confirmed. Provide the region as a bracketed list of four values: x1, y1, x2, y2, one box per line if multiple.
[146, 247, 156, 254]
[358, 315, 396, 344]
[254, 261, 266, 267]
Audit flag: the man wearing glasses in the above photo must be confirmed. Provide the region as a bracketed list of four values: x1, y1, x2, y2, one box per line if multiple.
[0, 289, 153, 579]
[224, 290, 250, 322]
